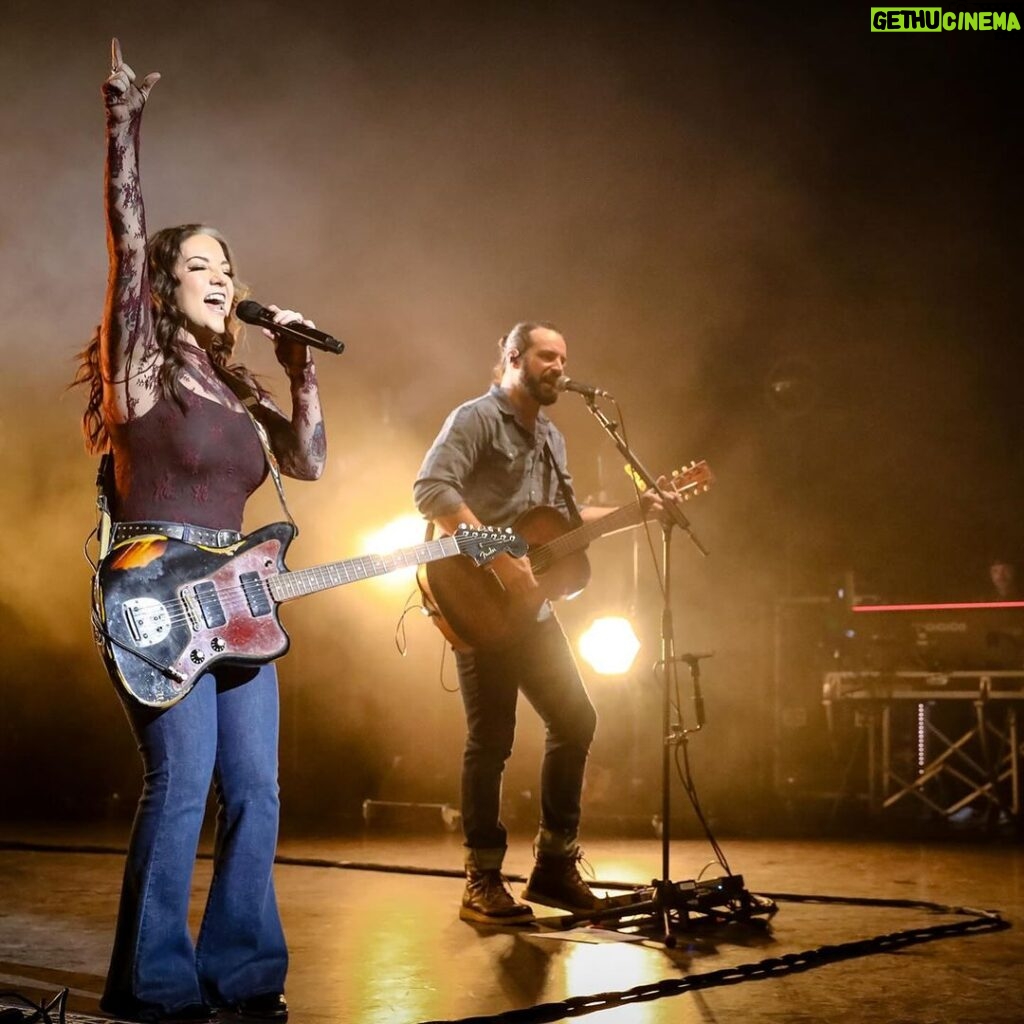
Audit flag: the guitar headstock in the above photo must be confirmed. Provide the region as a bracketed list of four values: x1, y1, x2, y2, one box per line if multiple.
[452, 524, 529, 566]
[664, 460, 714, 500]
[624, 459, 714, 500]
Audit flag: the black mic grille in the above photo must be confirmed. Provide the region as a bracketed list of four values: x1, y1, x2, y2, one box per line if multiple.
[235, 300, 268, 325]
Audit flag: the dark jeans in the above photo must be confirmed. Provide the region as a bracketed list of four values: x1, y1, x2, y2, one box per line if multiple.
[102, 662, 286, 1017]
[454, 615, 597, 853]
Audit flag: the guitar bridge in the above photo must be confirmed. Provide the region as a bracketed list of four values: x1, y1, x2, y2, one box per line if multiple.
[122, 598, 172, 648]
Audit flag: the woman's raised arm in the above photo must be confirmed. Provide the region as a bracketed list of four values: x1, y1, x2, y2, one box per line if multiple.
[100, 38, 161, 422]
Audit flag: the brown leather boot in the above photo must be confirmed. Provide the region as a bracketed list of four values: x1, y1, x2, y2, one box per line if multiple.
[460, 867, 535, 923]
[522, 850, 602, 912]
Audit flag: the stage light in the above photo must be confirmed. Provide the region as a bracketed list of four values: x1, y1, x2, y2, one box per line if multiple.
[578, 616, 641, 676]
[360, 513, 428, 588]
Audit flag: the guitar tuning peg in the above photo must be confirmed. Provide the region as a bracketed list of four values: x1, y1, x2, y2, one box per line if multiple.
[458, 522, 468, 529]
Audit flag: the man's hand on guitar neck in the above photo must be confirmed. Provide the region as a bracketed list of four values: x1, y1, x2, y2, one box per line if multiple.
[639, 474, 685, 524]
[576, 475, 686, 528]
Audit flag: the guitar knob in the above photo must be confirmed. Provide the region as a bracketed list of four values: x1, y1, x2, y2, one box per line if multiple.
[189, 649, 206, 665]
[210, 637, 226, 653]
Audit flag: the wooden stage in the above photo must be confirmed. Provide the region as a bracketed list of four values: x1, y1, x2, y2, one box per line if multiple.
[1, 823, 1022, 1023]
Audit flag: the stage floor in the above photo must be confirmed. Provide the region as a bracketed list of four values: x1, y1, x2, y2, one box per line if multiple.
[1, 825, 1022, 1024]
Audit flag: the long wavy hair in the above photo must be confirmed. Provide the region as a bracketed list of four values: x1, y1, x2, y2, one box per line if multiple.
[72, 224, 255, 454]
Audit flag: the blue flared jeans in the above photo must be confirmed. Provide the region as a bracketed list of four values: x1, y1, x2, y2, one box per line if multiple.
[102, 662, 287, 1017]
[454, 615, 598, 855]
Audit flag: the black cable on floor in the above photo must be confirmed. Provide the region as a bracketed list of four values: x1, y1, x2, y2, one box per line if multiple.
[0, 987, 67, 1024]
[416, 900, 1009, 1024]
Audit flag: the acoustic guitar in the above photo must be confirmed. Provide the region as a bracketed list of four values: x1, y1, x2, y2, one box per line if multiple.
[418, 462, 712, 651]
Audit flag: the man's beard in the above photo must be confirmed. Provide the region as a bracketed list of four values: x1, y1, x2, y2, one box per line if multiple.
[523, 368, 559, 406]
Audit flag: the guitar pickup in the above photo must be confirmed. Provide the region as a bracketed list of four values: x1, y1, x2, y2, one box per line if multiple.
[192, 581, 227, 628]
[240, 572, 273, 617]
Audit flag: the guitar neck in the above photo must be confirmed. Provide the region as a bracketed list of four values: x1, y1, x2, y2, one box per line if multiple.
[268, 535, 461, 602]
[531, 502, 644, 572]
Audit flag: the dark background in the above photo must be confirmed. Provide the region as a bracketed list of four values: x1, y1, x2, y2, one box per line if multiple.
[1, 1, 1019, 833]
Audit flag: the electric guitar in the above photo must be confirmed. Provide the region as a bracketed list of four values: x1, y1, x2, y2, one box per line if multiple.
[418, 461, 713, 651]
[93, 521, 525, 707]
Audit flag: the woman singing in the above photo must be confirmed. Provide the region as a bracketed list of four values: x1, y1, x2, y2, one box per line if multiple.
[74, 39, 326, 1024]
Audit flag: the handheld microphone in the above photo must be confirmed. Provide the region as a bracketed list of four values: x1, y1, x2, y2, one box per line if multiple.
[555, 375, 613, 399]
[236, 300, 345, 355]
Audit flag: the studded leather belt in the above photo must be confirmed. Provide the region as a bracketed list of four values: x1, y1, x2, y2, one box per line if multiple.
[111, 521, 243, 548]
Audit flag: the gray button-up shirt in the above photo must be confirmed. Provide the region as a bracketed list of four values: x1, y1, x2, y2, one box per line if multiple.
[414, 385, 578, 528]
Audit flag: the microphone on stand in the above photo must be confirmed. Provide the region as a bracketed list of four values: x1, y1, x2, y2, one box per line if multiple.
[680, 652, 714, 729]
[236, 300, 345, 355]
[555, 375, 613, 399]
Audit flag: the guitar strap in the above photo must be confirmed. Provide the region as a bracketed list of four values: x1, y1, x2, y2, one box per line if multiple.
[422, 440, 582, 538]
[239, 398, 298, 534]
[544, 440, 583, 528]
[215, 365, 298, 534]
[94, 451, 115, 561]
[414, 437, 578, 637]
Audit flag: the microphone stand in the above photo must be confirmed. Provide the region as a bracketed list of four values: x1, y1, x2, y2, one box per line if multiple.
[553, 395, 774, 944]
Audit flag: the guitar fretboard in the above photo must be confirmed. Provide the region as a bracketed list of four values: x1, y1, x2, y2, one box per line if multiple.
[268, 535, 461, 601]
[530, 502, 645, 573]
[529, 465, 709, 572]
